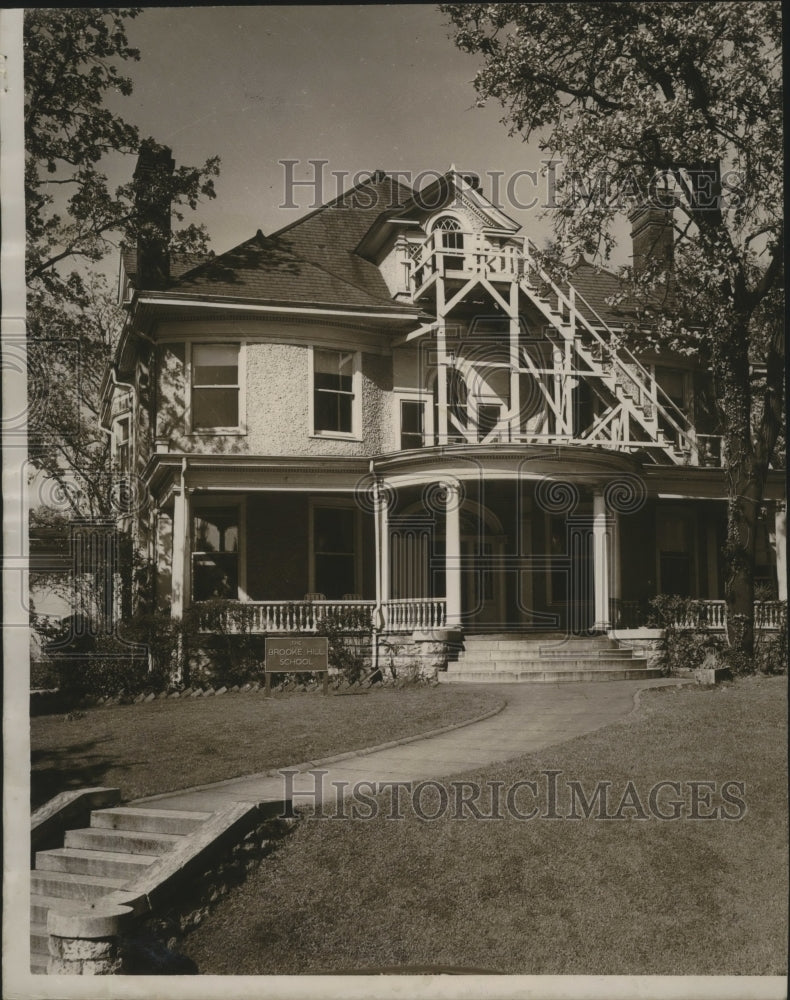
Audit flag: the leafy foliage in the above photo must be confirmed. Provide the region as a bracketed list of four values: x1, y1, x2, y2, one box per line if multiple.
[24, 8, 219, 298]
[442, 3, 784, 651]
[27, 275, 119, 520]
[317, 606, 372, 684]
[187, 600, 267, 688]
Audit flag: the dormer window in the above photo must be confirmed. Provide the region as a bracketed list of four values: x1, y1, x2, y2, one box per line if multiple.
[432, 216, 464, 251]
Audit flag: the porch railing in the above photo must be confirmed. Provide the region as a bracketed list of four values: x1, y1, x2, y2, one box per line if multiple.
[610, 599, 786, 631]
[197, 598, 447, 634]
[383, 598, 447, 632]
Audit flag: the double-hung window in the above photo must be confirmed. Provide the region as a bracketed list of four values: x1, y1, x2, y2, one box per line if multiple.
[115, 416, 131, 473]
[312, 349, 358, 436]
[191, 343, 240, 431]
[192, 505, 239, 601]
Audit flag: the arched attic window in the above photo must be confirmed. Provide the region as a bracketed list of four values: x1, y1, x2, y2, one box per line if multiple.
[431, 216, 464, 251]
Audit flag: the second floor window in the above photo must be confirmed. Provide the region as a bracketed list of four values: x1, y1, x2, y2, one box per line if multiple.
[400, 400, 426, 450]
[313, 349, 357, 435]
[115, 416, 131, 473]
[192, 343, 240, 430]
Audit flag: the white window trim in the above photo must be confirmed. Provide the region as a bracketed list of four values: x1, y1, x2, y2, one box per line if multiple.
[190, 495, 247, 602]
[185, 341, 247, 436]
[395, 392, 433, 450]
[308, 346, 362, 441]
[308, 497, 362, 596]
[112, 410, 134, 471]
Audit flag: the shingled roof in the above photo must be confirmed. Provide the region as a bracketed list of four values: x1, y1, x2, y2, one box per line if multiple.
[121, 249, 211, 285]
[556, 257, 667, 328]
[153, 173, 421, 313]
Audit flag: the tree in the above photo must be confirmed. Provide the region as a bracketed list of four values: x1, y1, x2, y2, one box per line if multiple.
[441, 1, 784, 654]
[27, 275, 118, 521]
[24, 8, 220, 516]
[24, 8, 220, 297]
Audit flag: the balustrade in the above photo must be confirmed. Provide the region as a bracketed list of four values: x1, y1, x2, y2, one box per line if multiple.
[195, 598, 448, 634]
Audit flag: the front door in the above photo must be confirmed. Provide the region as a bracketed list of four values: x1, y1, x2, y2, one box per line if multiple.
[462, 537, 506, 629]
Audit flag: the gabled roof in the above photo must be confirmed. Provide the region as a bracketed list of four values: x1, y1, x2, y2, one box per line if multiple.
[356, 170, 521, 261]
[152, 173, 422, 315]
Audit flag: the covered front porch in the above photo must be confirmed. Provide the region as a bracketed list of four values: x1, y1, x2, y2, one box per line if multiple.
[150, 449, 785, 637]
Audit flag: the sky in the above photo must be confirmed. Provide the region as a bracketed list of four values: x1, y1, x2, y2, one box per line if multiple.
[106, 4, 579, 261]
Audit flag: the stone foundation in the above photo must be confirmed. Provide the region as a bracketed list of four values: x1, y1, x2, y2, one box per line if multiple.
[609, 628, 666, 669]
[377, 630, 462, 680]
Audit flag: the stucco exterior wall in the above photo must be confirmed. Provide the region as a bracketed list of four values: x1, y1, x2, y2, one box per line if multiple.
[153, 335, 393, 458]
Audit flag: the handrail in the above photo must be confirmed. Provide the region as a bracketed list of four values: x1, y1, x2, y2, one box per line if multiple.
[521, 236, 696, 451]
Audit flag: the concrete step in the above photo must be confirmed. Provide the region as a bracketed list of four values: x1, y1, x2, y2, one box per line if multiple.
[30, 894, 93, 924]
[457, 648, 633, 661]
[31, 869, 128, 901]
[30, 921, 48, 954]
[91, 806, 212, 836]
[64, 827, 183, 856]
[439, 667, 663, 684]
[449, 658, 648, 673]
[36, 846, 159, 880]
[461, 638, 618, 652]
[30, 952, 49, 975]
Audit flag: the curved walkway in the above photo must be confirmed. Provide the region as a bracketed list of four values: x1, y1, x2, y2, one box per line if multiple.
[132, 678, 686, 814]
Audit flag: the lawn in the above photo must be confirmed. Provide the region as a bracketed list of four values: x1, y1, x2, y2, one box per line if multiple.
[30, 686, 504, 808]
[181, 675, 788, 976]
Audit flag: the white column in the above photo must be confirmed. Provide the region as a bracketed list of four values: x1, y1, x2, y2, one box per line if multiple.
[170, 485, 190, 618]
[445, 482, 462, 627]
[593, 490, 611, 630]
[774, 502, 787, 601]
[380, 484, 390, 606]
[509, 281, 520, 441]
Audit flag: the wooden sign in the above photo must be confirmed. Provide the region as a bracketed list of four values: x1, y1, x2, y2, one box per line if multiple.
[264, 637, 329, 695]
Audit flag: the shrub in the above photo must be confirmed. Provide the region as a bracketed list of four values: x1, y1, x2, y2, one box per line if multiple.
[648, 595, 725, 675]
[316, 606, 371, 684]
[184, 600, 267, 688]
[753, 604, 788, 675]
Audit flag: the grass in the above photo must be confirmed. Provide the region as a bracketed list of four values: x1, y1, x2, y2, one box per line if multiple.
[30, 686, 504, 808]
[181, 676, 788, 976]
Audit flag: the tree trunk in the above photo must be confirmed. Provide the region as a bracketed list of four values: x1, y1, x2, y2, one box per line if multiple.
[715, 314, 760, 656]
[723, 470, 759, 654]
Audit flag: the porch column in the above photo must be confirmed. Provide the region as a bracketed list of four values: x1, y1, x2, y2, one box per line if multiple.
[374, 479, 390, 613]
[170, 484, 190, 618]
[774, 502, 787, 601]
[508, 281, 520, 441]
[592, 490, 611, 630]
[444, 481, 462, 627]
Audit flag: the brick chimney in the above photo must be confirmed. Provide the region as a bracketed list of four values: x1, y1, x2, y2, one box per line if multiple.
[133, 138, 175, 289]
[629, 204, 674, 279]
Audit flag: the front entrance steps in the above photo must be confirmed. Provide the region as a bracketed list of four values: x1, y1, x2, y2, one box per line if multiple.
[438, 633, 661, 684]
[31, 805, 213, 973]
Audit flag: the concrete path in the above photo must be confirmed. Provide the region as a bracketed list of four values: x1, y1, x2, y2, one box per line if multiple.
[132, 678, 685, 814]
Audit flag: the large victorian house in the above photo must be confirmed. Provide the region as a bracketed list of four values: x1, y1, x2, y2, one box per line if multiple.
[102, 145, 786, 679]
